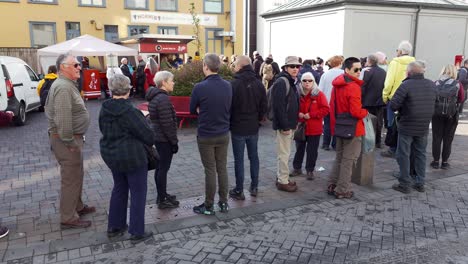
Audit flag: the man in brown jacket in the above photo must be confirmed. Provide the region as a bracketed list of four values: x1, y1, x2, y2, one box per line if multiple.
[45, 54, 95, 228]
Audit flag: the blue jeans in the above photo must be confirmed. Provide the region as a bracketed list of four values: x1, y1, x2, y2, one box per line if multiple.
[396, 133, 428, 187]
[322, 114, 336, 148]
[231, 133, 260, 192]
[108, 166, 148, 236]
[386, 104, 396, 152]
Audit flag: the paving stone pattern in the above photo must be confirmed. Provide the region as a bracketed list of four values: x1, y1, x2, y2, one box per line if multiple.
[1, 100, 468, 263]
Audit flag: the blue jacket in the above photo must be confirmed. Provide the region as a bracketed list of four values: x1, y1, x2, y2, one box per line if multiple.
[190, 74, 232, 138]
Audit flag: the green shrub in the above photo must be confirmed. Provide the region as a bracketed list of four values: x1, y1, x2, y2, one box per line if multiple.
[171, 61, 234, 96]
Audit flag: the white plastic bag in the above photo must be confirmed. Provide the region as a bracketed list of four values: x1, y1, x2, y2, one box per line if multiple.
[362, 113, 376, 153]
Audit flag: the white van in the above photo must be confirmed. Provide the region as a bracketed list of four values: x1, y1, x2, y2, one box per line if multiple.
[0, 56, 41, 126]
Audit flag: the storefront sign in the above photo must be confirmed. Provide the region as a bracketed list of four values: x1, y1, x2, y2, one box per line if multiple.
[131, 11, 217, 27]
[140, 43, 188, 54]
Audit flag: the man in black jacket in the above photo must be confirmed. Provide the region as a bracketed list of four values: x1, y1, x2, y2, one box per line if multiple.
[272, 56, 301, 192]
[361, 54, 386, 148]
[390, 61, 436, 194]
[120, 58, 133, 96]
[252, 51, 264, 80]
[229, 55, 267, 200]
[457, 59, 468, 114]
[135, 55, 146, 98]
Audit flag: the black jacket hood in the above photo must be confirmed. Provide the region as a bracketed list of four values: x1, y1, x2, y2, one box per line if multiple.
[101, 99, 133, 119]
[146, 87, 168, 101]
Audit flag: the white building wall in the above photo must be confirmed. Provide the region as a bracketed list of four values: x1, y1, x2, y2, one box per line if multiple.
[266, 7, 346, 66]
[415, 10, 468, 79]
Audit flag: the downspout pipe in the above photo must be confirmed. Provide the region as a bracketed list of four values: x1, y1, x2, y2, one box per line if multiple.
[231, 0, 236, 54]
[413, 5, 422, 56]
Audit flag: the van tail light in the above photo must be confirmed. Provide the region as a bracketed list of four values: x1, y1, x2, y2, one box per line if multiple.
[5, 79, 14, 97]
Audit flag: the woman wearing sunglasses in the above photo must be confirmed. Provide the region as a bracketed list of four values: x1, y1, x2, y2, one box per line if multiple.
[291, 72, 329, 180]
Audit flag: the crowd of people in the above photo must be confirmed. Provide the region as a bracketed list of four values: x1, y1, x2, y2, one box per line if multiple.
[37, 39, 467, 244]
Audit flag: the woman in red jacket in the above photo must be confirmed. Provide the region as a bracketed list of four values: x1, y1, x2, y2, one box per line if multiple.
[144, 57, 158, 92]
[291, 72, 330, 180]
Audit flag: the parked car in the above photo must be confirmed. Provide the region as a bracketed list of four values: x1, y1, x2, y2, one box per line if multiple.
[0, 56, 41, 126]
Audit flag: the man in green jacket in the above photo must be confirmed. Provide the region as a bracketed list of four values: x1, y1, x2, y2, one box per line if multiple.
[381, 41, 415, 158]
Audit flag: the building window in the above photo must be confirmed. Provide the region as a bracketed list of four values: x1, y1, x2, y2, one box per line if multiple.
[65, 22, 81, 40]
[158, 26, 177, 35]
[204, 0, 222, 13]
[79, 0, 105, 7]
[128, 25, 149, 36]
[105, 25, 119, 42]
[0, 0, 19, 2]
[125, 0, 147, 9]
[205, 28, 223, 54]
[155, 0, 177, 11]
[29, 22, 56, 48]
[28, 0, 57, 4]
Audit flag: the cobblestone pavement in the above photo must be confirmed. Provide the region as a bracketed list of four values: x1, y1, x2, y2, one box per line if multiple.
[1, 99, 468, 263]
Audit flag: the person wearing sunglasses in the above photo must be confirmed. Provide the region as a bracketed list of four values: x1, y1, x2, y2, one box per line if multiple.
[328, 57, 368, 199]
[45, 54, 95, 228]
[271, 56, 301, 192]
[291, 72, 329, 180]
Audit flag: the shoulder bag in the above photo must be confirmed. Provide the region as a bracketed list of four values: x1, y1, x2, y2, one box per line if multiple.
[334, 89, 358, 139]
[293, 97, 313, 141]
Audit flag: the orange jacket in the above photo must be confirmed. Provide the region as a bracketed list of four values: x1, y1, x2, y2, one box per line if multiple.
[330, 74, 368, 137]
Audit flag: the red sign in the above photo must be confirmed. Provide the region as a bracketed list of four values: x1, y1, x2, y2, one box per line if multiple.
[140, 43, 188, 53]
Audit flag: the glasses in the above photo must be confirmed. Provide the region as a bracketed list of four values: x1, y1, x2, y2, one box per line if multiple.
[63, 63, 80, 68]
[288, 65, 301, 69]
[353, 68, 362, 73]
[302, 79, 314, 83]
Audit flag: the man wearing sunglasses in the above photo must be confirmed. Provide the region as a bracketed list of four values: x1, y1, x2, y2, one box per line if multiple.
[271, 56, 301, 192]
[45, 54, 94, 228]
[328, 57, 368, 199]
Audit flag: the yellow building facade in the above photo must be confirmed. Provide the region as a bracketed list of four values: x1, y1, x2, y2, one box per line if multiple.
[0, 0, 244, 58]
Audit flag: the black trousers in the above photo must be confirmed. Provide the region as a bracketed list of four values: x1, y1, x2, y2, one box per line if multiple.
[293, 135, 321, 172]
[365, 106, 384, 145]
[154, 141, 173, 200]
[432, 115, 458, 162]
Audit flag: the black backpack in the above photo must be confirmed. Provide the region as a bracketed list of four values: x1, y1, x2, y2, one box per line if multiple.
[266, 77, 290, 121]
[40, 79, 55, 107]
[434, 78, 459, 117]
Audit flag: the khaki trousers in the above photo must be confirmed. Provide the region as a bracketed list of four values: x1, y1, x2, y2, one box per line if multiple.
[328, 136, 362, 193]
[197, 133, 230, 207]
[276, 130, 294, 184]
[51, 136, 85, 223]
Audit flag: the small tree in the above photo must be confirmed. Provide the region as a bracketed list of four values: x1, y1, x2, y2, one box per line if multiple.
[189, 2, 202, 55]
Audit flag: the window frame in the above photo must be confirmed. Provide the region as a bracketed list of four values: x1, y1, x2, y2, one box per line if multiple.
[157, 26, 178, 35]
[65, 21, 81, 40]
[124, 0, 148, 10]
[27, 0, 58, 4]
[78, 0, 105, 8]
[203, 0, 223, 14]
[104, 25, 119, 43]
[29, 21, 57, 48]
[128, 25, 149, 36]
[155, 0, 177, 12]
[205, 27, 224, 54]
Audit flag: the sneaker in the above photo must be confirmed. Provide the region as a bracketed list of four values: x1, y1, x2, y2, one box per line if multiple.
[306, 171, 314, 181]
[322, 145, 331, 151]
[158, 197, 180, 209]
[249, 187, 258, 197]
[130, 231, 153, 244]
[413, 185, 425, 193]
[157, 194, 177, 204]
[392, 183, 411, 194]
[0, 226, 9, 239]
[441, 162, 450, 170]
[430, 161, 440, 169]
[289, 169, 302, 177]
[218, 201, 229, 213]
[193, 203, 215, 215]
[229, 189, 245, 200]
[381, 150, 395, 158]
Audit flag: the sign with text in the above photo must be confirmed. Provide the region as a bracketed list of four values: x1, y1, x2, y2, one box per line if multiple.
[131, 11, 217, 26]
[140, 43, 188, 54]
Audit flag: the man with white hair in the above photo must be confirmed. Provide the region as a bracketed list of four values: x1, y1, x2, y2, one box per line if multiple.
[389, 61, 436, 193]
[120, 58, 133, 84]
[381, 41, 415, 158]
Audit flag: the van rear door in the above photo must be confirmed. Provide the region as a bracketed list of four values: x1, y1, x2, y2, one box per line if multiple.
[0, 65, 7, 111]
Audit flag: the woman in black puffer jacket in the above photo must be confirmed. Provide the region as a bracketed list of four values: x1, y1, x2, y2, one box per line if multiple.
[145, 71, 180, 209]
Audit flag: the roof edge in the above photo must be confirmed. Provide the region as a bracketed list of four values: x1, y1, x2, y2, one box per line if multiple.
[261, 0, 468, 18]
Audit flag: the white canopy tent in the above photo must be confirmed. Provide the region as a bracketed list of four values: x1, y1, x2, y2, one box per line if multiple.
[37, 34, 138, 73]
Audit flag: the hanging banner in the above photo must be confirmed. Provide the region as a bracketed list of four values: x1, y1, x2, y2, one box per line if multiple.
[131, 11, 217, 27]
[140, 43, 188, 54]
